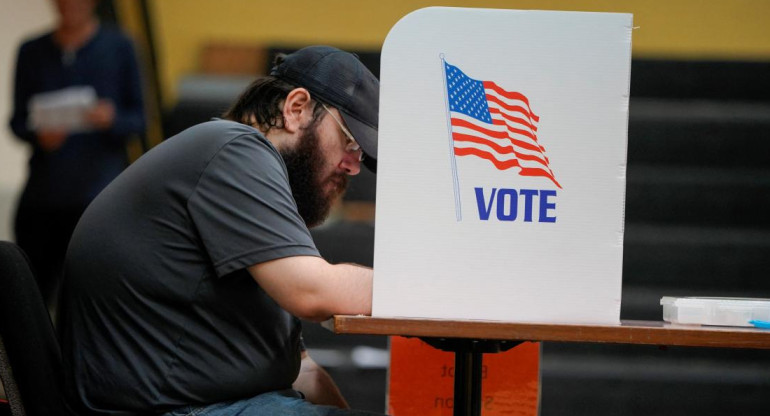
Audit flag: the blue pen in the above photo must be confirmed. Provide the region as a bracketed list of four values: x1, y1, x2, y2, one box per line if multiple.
[749, 320, 770, 329]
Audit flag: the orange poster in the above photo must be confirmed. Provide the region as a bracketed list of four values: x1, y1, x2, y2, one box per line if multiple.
[388, 337, 540, 415]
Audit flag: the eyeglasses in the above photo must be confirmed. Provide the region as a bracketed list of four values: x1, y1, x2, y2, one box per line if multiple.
[321, 103, 365, 162]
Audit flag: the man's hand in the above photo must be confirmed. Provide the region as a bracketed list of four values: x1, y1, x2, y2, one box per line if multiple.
[36, 129, 68, 151]
[293, 351, 350, 408]
[85, 99, 116, 130]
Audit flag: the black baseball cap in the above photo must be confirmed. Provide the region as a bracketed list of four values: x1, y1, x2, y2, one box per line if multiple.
[270, 46, 379, 172]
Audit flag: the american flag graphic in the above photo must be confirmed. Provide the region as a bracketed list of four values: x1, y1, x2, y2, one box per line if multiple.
[444, 61, 561, 189]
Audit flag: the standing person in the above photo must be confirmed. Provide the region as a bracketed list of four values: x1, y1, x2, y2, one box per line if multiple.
[8, 0, 146, 310]
[59, 46, 383, 415]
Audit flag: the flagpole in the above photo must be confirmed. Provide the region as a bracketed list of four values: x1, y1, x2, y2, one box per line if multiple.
[440, 54, 462, 221]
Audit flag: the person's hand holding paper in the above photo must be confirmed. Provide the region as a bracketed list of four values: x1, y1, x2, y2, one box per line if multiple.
[85, 99, 116, 131]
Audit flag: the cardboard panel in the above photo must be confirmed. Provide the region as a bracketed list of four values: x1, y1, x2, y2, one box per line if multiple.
[373, 7, 632, 323]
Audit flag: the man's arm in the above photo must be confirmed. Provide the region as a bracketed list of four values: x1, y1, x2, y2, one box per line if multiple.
[247, 255, 372, 322]
[293, 350, 350, 408]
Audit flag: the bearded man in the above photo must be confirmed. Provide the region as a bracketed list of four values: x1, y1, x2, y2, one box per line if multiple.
[59, 46, 382, 416]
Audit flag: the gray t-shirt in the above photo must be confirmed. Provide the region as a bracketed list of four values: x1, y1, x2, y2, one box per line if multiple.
[60, 120, 320, 414]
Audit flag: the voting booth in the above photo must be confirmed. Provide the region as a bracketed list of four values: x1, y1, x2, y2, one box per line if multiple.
[372, 7, 632, 414]
[373, 7, 632, 324]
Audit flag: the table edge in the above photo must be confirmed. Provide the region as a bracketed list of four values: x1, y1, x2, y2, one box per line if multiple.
[323, 316, 770, 350]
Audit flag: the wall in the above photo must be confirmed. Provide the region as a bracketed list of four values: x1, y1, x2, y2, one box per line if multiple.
[0, 0, 56, 240]
[149, 0, 770, 107]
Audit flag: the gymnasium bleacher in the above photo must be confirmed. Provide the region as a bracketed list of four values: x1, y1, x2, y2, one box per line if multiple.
[542, 59, 770, 415]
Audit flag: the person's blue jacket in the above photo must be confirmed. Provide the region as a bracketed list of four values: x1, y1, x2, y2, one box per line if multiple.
[9, 24, 146, 208]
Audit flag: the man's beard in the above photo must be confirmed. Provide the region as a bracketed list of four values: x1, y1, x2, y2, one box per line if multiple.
[280, 124, 348, 228]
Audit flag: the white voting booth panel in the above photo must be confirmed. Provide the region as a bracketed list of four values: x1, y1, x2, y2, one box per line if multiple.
[372, 7, 633, 324]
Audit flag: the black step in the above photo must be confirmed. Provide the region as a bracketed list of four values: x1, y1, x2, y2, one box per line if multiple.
[625, 166, 770, 226]
[630, 59, 770, 101]
[628, 99, 770, 168]
[541, 343, 770, 416]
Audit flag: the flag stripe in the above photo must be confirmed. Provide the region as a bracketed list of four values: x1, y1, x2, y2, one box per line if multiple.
[519, 168, 562, 188]
[451, 118, 506, 139]
[451, 113, 538, 147]
[454, 146, 520, 170]
[490, 118, 542, 147]
[483, 81, 540, 122]
[489, 106, 538, 133]
[451, 130, 550, 168]
[451, 113, 548, 161]
[452, 127, 548, 163]
[453, 133, 513, 155]
[451, 119, 547, 157]
[454, 147, 561, 187]
[485, 94, 539, 125]
[452, 133, 551, 167]
[488, 114, 550, 163]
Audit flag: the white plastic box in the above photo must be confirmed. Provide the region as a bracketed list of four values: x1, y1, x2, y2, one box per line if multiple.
[661, 297, 770, 327]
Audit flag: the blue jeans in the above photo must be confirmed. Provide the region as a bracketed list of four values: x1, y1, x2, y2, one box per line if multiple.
[162, 390, 385, 416]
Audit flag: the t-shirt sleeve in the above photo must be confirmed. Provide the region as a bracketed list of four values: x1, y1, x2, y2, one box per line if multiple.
[187, 133, 319, 277]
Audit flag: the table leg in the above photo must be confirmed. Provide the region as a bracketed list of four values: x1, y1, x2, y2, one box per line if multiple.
[421, 338, 520, 416]
[453, 350, 483, 416]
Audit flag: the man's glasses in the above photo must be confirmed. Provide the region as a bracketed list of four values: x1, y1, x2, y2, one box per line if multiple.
[321, 103, 365, 162]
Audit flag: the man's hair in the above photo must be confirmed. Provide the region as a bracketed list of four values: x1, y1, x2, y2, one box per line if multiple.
[223, 56, 325, 132]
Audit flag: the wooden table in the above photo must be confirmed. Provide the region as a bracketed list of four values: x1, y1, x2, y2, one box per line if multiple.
[323, 316, 770, 416]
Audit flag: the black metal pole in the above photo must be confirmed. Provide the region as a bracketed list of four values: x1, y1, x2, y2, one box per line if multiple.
[453, 351, 483, 416]
[470, 351, 482, 415]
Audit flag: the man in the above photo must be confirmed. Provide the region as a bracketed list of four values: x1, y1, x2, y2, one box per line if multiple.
[59, 46, 382, 415]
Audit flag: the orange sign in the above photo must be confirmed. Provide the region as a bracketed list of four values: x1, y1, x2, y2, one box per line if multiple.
[388, 337, 540, 415]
